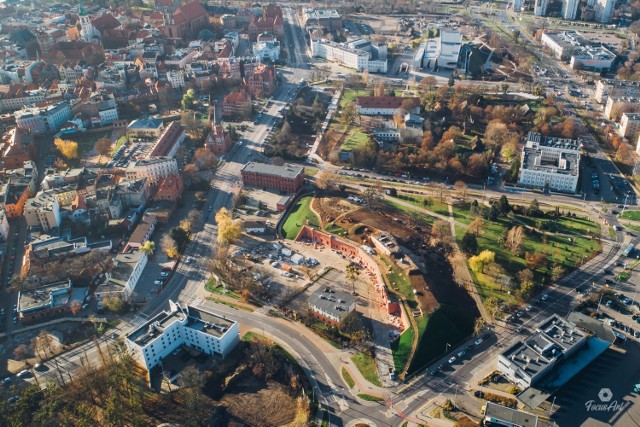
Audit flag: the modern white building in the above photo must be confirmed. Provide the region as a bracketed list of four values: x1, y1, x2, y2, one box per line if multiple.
[125, 157, 179, 185]
[595, 0, 616, 23]
[413, 30, 462, 70]
[497, 314, 587, 389]
[0, 209, 9, 242]
[125, 301, 240, 373]
[620, 112, 640, 140]
[310, 39, 387, 73]
[541, 31, 615, 72]
[562, 0, 579, 20]
[14, 102, 73, 135]
[252, 40, 281, 61]
[97, 250, 148, 301]
[534, 0, 549, 16]
[24, 190, 62, 231]
[356, 96, 420, 116]
[518, 132, 581, 193]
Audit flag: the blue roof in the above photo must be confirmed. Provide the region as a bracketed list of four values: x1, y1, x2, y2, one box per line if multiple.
[128, 117, 163, 129]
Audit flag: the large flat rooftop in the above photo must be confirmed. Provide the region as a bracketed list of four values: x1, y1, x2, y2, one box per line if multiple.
[18, 279, 72, 314]
[241, 162, 303, 179]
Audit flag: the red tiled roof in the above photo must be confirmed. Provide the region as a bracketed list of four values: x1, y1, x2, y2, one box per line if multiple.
[356, 96, 420, 110]
[174, 1, 207, 23]
[91, 13, 121, 32]
[224, 90, 250, 104]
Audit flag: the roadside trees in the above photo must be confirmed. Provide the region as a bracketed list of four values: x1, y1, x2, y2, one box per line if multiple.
[215, 207, 242, 246]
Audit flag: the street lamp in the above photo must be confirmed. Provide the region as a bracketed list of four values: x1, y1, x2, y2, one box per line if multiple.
[445, 343, 451, 353]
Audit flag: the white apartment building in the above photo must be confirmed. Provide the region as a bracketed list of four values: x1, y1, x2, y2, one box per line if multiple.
[14, 102, 73, 135]
[595, 0, 616, 23]
[125, 301, 240, 373]
[126, 157, 179, 185]
[498, 315, 587, 389]
[99, 107, 119, 126]
[24, 191, 62, 231]
[562, 0, 580, 20]
[620, 112, 640, 140]
[97, 250, 148, 301]
[518, 132, 581, 193]
[310, 39, 387, 73]
[595, 79, 640, 104]
[0, 88, 46, 111]
[0, 209, 9, 242]
[534, 0, 549, 16]
[605, 96, 640, 120]
[166, 71, 185, 89]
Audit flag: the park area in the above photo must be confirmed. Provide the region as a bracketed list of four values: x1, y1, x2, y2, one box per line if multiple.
[280, 191, 478, 376]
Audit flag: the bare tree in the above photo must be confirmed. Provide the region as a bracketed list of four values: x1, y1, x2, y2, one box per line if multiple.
[316, 170, 338, 190]
[505, 226, 525, 253]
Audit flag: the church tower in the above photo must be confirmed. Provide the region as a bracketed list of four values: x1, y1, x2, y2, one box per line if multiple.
[79, 10, 94, 42]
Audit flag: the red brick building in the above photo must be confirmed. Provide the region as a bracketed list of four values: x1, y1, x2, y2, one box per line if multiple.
[163, 1, 209, 40]
[222, 90, 252, 119]
[206, 120, 232, 157]
[240, 162, 304, 193]
[153, 173, 184, 202]
[246, 64, 276, 99]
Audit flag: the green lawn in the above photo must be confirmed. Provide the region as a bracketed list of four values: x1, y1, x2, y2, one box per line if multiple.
[282, 196, 320, 239]
[304, 168, 318, 176]
[357, 394, 384, 402]
[351, 352, 382, 387]
[341, 129, 369, 152]
[112, 135, 127, 155]
[342, 367, 355, 388]
[407, 305, 475, 374]
[339, 89, 368, 109]
[620, 211, 640, 221]
[67, 131, 112, 155]
[391, 325, 415, 372]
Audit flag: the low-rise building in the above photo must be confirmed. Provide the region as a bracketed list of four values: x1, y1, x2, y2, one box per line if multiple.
[483, 402, 539, 427]
[541, 31, 615, 72]
[124, 215, 157, 252]
[246, 63, 277, 99]
[497, 314, 587, 389]
[126, 157, 179, 185]
[308, 287, 357, 327]
[253, 39, 281, 61]
[98, 250, 148, 301]
[127, 117, 165, 140]
[301, 8, 342, 30]
[0, 209, 9, 242]
[149, 121, 185, 159]
[356, 96, 420, 116]
[24, 190, 62, 231]
[241, 162, 304, 193]
[518, 132, 581, 193]
[311, 39, 387, 73]
[244, 220, 267, 234]
[17, 279, 87, 322]
[125, 301, 240, 374]
[154, 173, 184, 203]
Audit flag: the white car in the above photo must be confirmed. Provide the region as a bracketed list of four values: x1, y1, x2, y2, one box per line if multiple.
[448, 356, 456, 364]
[185, 257, 192, 264]
[474, 338, 483, 346]
[160, 271, 170, 277]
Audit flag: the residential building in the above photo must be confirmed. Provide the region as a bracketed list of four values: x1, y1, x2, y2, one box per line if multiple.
[311, 39, 387, 73]
[125, 301, 240, 373]
[0, 85, 46, 112]
[0, 128, 35, 170]
[124, 215, 157, 252]
[126, 158, 179, 185]
[166, 70, 185, 89]
[222, 90, 252, 119]
[98, 250, 148, 300]
[154, 174, 184, 202]
[246, 63, 277, 98]
[149, 121, 185, 158]
[0, 210, 9, 242]
[301, 9, 342, 30]
[74, 92, 119, 127]
[541, 31, 615, 72]
[113, 178, 150, 210]
[620, 112, 640, 140]
[308, 287, 357, 327]
[605, 96, 640, 120]
[24, 190, 63, 231]
[17, 279, 87, 322]
[497, 314, 588, 389]
[244, 220, 267, 234]
[241, 162, 304, 193]
[483, 402, 539, 427]
[356, 96, 420, 116]
[15, 102, 73, 135]
[41, 167, 85, 190]
[518, 132, 581, 193]
[372, 129, 402, 142]
[562, 0, 580, 20]
[534, 0, 549, 16]
[127, 117, 165, 140]
[0, 176, 32, 218]
[595, 0, 616, 23]
[24, 234, 111, 272]
[595, 79, 640, 104]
